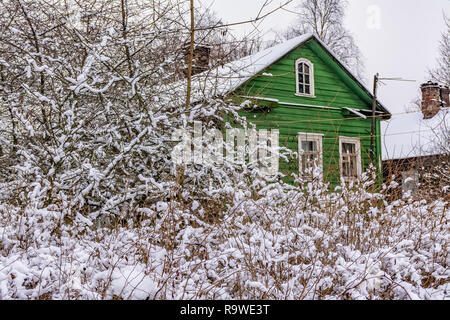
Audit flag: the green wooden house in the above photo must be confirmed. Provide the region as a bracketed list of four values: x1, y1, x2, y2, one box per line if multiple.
[189, 33, 392, 185]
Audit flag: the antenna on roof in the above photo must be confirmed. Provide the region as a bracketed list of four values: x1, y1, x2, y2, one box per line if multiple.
[378, 77, 416, 86]
[378, 77, 416, 81]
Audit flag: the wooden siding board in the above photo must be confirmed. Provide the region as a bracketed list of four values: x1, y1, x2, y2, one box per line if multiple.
[236, 41, 370, 110]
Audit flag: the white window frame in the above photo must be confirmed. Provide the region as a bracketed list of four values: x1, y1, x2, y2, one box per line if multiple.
[295, 58, 315, 98]
[298, 132, 323, 181]
[339, 136, 362, 182]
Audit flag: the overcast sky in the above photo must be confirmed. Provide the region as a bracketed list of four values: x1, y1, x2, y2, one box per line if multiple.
[199, 0, 449, 115]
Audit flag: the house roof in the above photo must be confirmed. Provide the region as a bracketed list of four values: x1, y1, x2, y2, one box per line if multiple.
[200, 33, 314, 95]
[169, 33, 391, 116]
[381, 108, 449, 161]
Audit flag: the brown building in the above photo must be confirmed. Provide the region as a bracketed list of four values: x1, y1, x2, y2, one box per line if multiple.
[382, 82, 449, 198]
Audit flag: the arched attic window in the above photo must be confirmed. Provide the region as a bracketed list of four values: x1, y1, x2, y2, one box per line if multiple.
[295, 58, 315, 97]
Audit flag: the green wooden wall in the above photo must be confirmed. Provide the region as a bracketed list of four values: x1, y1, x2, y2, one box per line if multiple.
[230, 38, 384, 186]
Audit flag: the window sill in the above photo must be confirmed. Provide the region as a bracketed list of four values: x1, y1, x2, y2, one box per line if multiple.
[295, 93, 316, 98]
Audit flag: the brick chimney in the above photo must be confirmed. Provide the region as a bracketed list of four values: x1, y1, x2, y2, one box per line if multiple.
[420, 81, 442, 119]
[184, 44, 211, 77]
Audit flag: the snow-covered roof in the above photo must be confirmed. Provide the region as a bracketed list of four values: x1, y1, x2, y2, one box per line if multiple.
[169, 33, 313, 101]
[166, 33, 390, 115]
[381, 108, 449, 161]
[205, 33, 313, 94]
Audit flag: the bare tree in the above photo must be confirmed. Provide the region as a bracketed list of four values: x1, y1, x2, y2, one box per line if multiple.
[430, 14, 450, 86]
[193, 7, 264, 66]
[271, 0, 365, 81]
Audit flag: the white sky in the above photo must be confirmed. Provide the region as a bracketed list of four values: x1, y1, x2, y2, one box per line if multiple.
[199, 0, 449, 115]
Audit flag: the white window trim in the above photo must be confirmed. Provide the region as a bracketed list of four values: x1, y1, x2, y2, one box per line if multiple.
[339, 136, 362, 182]
[298, 132, 323, 181]
[295, 58, 315, 98]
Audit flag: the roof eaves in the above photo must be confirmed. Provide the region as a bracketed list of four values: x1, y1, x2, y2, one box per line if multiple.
[310, 36, 392, 118]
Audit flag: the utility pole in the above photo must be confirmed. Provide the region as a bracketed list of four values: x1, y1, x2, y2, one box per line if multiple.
[370, 73, 379, 164]
[369, 74, 415, 164]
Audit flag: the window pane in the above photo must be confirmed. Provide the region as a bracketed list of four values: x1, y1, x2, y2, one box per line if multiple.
[350, 157, 355, 176]
[305, 75, 310, 84]
[301, 141, 308, 152]
[343, 160, 349, 177]
[298, 63, 303, 73]
[302, 154, 312, 168]
[301, 140, 316, 152]
[343, 143, 349, 153]
[342, 156, 351, 177]
[299, 74, 304, 84]
[299, 84, 304, 93]
[342, 143, 355, 154]
[305, 85, 310, 94]
[304, 64, 310, 74]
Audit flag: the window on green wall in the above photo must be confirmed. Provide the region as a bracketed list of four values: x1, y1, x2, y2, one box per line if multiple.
[295, 58, 315, 98]
[298, 133, 323, 181]
[339, 137, 362, 181]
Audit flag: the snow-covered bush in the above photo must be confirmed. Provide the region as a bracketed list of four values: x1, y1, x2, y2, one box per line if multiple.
[0, 173, 448, 300]
[0, 0, 255, 220]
